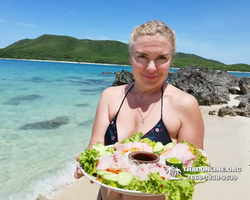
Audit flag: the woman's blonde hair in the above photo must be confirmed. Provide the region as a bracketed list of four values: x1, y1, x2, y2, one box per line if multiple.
[129, 20, 176, 55]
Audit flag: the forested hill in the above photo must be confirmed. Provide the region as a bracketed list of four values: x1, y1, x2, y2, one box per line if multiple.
[0, 34, 249, 71]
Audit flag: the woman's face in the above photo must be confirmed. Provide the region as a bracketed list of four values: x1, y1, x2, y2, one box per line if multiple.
[130, 34, 173, 89]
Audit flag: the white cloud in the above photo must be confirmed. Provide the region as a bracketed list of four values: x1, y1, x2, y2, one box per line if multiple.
[84, 36, 94, 40]
[97, 35, 111, 40]
[0, 19, 6, 23]
[117, 39, 128, 44]
[15, 22, 36, 28]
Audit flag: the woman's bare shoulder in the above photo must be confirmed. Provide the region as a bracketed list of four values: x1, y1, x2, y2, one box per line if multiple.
[164, 84, 199, 109]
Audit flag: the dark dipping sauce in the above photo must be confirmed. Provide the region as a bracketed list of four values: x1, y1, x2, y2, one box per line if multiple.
[129, 151, 160, 164]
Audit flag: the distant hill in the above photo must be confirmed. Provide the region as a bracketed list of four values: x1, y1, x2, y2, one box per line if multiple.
[0, 34, 249, 71]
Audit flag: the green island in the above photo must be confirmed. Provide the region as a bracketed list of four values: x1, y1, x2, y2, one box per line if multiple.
[0, 34, 249, 72]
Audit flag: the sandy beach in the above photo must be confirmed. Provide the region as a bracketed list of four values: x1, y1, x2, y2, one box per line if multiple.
[50, 95, 250, 200]
[0, 58, 131, 67]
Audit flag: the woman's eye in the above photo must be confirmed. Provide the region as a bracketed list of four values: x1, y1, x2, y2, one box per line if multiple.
[158, 56, 167, 60]
[138, 54, 147, 58]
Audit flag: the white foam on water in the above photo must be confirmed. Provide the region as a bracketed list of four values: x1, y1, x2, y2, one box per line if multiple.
[6, 161, 77, 200]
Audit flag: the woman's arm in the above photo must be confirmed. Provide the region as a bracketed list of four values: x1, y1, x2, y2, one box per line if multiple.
[177, 94, 204, 149]
[86, 87, 114, 149]
[74, 87, 114, 179]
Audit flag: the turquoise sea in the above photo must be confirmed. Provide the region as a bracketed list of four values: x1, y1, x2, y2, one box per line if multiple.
[0, 59, 249, 200]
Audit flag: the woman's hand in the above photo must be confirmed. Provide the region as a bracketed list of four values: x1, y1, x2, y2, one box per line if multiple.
[74, 153, 94, 184]
[74, 153, 84, 179]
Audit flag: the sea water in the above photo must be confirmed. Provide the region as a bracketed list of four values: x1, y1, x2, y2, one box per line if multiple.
[0, 59, 249, 200]
[0, 59, 131, 200]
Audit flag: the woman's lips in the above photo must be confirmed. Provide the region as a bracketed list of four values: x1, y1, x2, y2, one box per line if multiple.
[143, 74, 158, 80]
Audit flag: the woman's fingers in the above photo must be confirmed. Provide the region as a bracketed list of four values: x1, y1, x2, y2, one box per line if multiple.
[74, 155, 94, 184]
[75, 154, 79, 162]
[74, 163, 83, 179]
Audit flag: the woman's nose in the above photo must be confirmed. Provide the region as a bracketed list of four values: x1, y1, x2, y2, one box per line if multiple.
[147, 60, 157, 72]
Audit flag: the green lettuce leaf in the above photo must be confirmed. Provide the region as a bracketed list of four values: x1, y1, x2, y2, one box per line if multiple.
[142, 172, 168, 194]
[101, 179, 118, 188]
[165, 179, 195, 200]
[106, 146, 115, 154]
[121, 132, 143, 143]
[79, 148, 100, 176]
[100, 172, 195, 200]
[139, 138, 156, 148]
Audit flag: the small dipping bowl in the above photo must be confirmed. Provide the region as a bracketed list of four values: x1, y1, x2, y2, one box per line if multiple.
[128, 151, 160, 164]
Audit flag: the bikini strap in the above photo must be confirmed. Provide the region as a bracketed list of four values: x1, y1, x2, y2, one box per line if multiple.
[116, 84, 134, 116]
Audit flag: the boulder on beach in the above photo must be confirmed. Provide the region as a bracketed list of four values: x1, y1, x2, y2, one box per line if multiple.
[112, 70, 135, 86]
[112, 66, 250, 117]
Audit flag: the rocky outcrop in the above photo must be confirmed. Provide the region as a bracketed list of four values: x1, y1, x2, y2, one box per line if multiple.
[112, 70, 135, 86]
[218, 103, 250, 118]
[166, 66, 234, 105]
[239, 77, 250, 94]
[112, 66, 250, 117]
[19, 116, 70, 130]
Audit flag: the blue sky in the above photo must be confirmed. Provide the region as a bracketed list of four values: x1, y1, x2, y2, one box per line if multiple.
[0, 0, 250, 65]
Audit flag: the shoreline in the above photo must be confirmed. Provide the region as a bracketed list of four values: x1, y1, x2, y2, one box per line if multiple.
[0, 58, 132, 67]
[1, 58, 250, 73]
[48, 95, 250, 200]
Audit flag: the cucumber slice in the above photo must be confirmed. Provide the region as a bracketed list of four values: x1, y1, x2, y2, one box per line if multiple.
[97, 170, 111, 177]
[117, 172, 133, 186]
[99, 150, 112, 156]
[102, 173, 118, 182]
[163, 142, 175, 151]
[153, 142, 164, 154]
[166, 158, 183, 169]
[97, 142, 105, 149]
[92, 143, 105, 151]
[91, 144, 105, 152]
[182, 171, 201, 177]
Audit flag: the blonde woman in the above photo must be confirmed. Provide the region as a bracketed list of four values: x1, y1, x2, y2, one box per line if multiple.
[75, 20, 204, 200]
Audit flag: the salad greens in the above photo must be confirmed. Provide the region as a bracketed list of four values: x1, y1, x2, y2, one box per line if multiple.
[121, 132, 143, 143]
[101, 172, 195, 200]
[139, 138, 156, 148]
[79, 133, 209, 200]
[79, 148, 100, 176]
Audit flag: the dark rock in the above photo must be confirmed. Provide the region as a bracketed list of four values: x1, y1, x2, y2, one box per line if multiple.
[208, 110, 217, 115]
[218, 96, 250, 118]
[218, 107, 231, 117]
[78, 118, 94, 126]
[19, 116, 70, 130]
[238, 101, 247, 108]
[238, 77, 250, 94]
[229, 111, 237, 116]
[166, 66, 230, 105]
[74, 103, 91, 107]
[110, 66, 247, 107]
[235, 94, 250, 103]
[4, 94, 41, 105]
[36, 195, 48, 200]
[80, 86, 106, 93]
[102, 72, 112, 74]
[112, 70, 135, 86]
[228, 87, 242, 95]
[28, 77, 46, 83]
